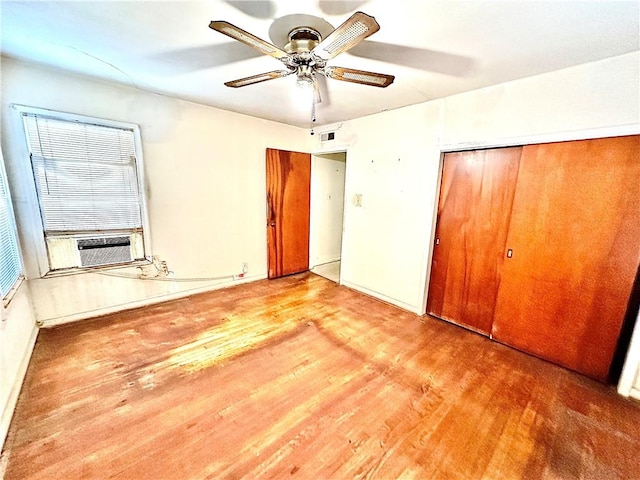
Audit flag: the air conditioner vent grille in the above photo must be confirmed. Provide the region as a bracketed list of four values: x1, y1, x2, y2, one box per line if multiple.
[77, 236, 132, 266]
[320, 132, 335, 142]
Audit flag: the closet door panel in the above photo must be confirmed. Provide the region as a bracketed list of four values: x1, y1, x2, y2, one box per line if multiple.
[427, 148, 522, 334]
[491, 135, 640, 381]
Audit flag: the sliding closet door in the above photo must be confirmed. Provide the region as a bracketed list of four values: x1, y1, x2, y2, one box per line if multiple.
[427, 148, 522, 334]
[491, 135, 640, 381]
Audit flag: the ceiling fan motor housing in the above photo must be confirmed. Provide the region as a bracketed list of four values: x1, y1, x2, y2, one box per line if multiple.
[285, 27, 321, 53]
[283, 27, 327, 86]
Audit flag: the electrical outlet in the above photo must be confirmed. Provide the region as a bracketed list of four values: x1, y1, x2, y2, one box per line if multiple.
[242, 262, 249, 273]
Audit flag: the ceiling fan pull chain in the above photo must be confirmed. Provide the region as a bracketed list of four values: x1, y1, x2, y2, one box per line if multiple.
[310, 89, 317, 135]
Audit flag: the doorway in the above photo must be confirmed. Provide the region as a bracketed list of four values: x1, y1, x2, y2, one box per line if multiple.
[309, 152, 346, 283]
[266, 148, 346, 283]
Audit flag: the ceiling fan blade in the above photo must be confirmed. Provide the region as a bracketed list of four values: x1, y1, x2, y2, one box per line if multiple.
[312, 11, 380, 60]
[324, 66, 394, 88]
[209, 20, 289, 61]
[224, 70, 293, 88]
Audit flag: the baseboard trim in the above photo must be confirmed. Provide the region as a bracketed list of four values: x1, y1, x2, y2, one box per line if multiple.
[0, 323, 38, 452]
[38, 273, 267, 328]
[341, 280, 420, 314]
[310, 258, 341, 269]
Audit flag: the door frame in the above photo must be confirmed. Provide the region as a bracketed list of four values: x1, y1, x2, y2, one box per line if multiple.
[308, 151, 347, 284]
[310, 149, 348, 285]
[265, 147, 349, 283]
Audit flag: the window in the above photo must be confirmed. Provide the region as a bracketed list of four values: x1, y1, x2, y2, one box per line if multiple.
[19, 109, 148, 271]
[0, 157, 22, 299]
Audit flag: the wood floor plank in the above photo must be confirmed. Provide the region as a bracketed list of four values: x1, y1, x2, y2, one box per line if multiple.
[2, 273, 639, 479]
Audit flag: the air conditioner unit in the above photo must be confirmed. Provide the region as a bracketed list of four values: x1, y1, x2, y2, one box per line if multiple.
[77, 236, 132, 267]
[46, 232, 144, 270]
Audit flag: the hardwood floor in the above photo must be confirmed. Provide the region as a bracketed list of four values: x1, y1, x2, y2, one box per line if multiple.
[2, 273, 639, 479]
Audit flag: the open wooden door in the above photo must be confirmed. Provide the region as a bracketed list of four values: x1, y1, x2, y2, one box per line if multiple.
[266, 148, 311, 279]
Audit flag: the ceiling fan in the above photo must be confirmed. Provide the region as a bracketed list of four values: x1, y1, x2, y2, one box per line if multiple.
[209, 11, 395, 103]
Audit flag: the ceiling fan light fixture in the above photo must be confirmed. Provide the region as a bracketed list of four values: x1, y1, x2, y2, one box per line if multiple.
[296, 76, 313, 88]
[295, 64, 314, 88]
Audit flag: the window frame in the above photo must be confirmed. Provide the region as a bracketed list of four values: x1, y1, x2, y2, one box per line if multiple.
[13, 105, 152, 275]
[0, 150, 24, 305]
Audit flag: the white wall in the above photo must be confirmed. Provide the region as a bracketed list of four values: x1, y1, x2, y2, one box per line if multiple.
[634, 336, 640, 397]
[320, 102, 445, 312]
[0, 282, 38, 450]
[618, 314, 640, 400]
[309, 152, 346, 268]
[1, 57, 309, 324]
[0, 142, 38, 451]
[312, 51, 640, 389]
[312, 51, 639, 313]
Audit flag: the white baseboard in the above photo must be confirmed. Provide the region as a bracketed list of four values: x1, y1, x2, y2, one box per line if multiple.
[341, 280, 421, 314]
[38, 273, 267, 328]
[310, 257, 341, 269]
[0, 323, 38, 452]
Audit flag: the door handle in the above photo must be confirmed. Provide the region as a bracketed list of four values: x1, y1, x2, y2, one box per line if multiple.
[506, 248, 513, 258]
[269, 222, 276, 227]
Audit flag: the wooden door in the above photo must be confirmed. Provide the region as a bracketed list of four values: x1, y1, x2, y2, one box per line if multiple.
[491, 135, 640, 381]
[427, 148, 522, 334]
[266, 148, 311, 279]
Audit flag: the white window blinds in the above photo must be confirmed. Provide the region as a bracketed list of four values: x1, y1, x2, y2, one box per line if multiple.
[22, 114, 143, 233]
[0, 160, 22, 296]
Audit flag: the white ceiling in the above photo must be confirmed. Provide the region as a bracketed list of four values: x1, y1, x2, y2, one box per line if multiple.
[1, 1, 639, 128]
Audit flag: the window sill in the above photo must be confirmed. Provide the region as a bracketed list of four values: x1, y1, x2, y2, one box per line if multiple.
[41, 259, 153, 279]
[2, 276, 26, 309]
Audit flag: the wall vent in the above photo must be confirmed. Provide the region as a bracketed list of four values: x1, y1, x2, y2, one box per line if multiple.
[77, 236, 132, 267]
[320, 131, 336, 142]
